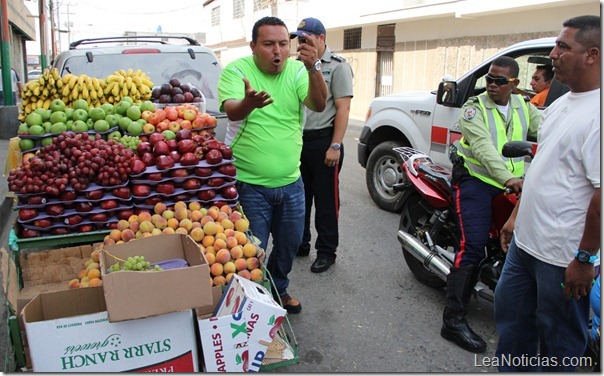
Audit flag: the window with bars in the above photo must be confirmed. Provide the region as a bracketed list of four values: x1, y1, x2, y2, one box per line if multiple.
[253, 0, 270, 11]
[344, 27, 362, 50]
[233, 0, 245, 19]
[211, 6, 220, 27]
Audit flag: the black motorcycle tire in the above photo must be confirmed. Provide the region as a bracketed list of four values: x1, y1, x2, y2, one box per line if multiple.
[399, 192, 459, 289]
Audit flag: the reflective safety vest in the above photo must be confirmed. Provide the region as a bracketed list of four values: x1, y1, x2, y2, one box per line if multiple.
[454, 93, 529, 189]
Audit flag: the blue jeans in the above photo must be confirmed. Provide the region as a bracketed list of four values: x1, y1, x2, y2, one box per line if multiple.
[494, 237, 590, 372]
[235, 177, 305, 297]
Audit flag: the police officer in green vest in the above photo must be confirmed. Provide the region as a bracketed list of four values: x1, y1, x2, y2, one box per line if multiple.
[442, 56, 541, 353]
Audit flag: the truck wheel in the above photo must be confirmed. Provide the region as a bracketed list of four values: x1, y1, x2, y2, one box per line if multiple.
[365, 141, 407, 212]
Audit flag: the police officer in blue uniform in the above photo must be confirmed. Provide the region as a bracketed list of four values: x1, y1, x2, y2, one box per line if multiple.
[290, 18, 354, 273]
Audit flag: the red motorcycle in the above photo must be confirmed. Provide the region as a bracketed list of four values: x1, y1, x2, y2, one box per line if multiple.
[394, 141, 533, 301]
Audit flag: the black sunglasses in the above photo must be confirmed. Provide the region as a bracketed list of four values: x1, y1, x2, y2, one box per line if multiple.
[485, 74, 517, 86]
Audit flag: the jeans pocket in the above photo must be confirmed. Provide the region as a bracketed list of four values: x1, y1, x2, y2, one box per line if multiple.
[295, 176, 304, 190]
[235, 180, 248, 192]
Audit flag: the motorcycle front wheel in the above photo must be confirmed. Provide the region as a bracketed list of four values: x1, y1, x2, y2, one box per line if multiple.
[399, 192, 459, 289]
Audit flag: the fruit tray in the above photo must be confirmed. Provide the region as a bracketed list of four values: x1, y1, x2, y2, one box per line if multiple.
[17, 203, 134, 224]
[15, 194, 132, 210]
[130, 170, 236, 185]
[19, 126, 120, 140]
[131, 180, 236, 198]
[129, 157, 236, 178]
[10, 226, 110, 251]
[133, 195, 239, 211]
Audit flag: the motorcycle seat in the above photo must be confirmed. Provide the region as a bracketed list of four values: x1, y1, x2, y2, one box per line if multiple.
[418, 162, 452, 189]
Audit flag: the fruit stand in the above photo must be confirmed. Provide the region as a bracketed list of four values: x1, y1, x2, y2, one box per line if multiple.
[2, 68, 299, 372]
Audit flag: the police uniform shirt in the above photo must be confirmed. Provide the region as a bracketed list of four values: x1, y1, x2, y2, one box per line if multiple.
[303, 46, 354, 132]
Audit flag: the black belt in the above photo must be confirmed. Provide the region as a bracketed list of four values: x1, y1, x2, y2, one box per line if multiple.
[303, 127, 333, 142]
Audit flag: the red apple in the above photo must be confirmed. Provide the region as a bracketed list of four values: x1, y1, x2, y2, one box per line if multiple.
[169, 150, 181, 163]
[86, 189, 104, 200]
[170, 169, 189, 178]
[177, 139, 196, 154]
[64, 214, 84, 225]
[131, 158, 148, 174]
[33, 218, 53, 228]
[156, 155, 176, 170]
[45, 204, 65, 216]
[75, 202, 93, 213]
[137, 141, 152, 156]
[219, 145, 233, 159]
[156, 182, 175, 195]
[112, 187, 131, 199]
[144, 196, 163, 206]
[221, 185, 238, 199]
[207, 177, 225, 187]
[132, 184, 152, 196]
[141, 152, 156, 167]
[117, 209, 134, 220]
[100, 199, 119, 210]
[205, 149, 223, 165]
[180, 152, 199, 166]
[146, 172, 163, 181]
[197, 189, 217, 201]
[153, 141, 170, 156]
[195, 167, 213, 177]
[166, 139, 178, 151]
[59, 191, 76, 202]
[149, 132, 166, 146]
[182, 178, 202, 190]
[217, 164, 237, 176]
[176, 129, 192, 141]
[89, 212, 109, 222]
[50, 227, 71, 236]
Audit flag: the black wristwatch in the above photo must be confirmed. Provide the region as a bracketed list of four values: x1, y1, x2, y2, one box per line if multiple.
[575, 250, 599, 264]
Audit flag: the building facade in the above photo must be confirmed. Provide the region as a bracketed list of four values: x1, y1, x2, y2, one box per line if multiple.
[201, 0, 599, 120]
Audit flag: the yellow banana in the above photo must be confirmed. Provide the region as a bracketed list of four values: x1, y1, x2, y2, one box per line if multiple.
[104, 82, 116, 95]
[33, 86, 41, 96]
[36, 99, 44, 108]
[78, 75, 86, 88]
[127, 68, 133, 76]
[97, 89, 104, 99]
[90, 89, 97, 100]
[106, 74, 121, 83]
[112, 83, 120, 97]
[141, 78, 153, 87]
[62, 74, 74, 85]
[62, 85, 71, 97]
[81, 85, 89, 100]
[119, 69, 127, 76]
[68, 75, 78, 89]
[42, 88, 49, 97]
[48, 76, 55, 87]
[134, 69, 142, 77]
[43, 98, 52, 109]
[121, 84, 128, 97]
[92, 77, 102, 91]
[71, 86, 79, 99]
[130, 83, 137, 96]
[56, 79, 63, 89]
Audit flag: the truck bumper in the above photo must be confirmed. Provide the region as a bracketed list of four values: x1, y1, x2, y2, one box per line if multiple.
[357, 126, 371, 168]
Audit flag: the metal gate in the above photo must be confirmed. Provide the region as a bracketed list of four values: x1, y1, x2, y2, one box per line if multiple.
[376, 24, 395, 97]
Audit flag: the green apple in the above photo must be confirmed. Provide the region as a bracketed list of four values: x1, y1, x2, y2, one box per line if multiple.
[43, 122, 52, 134]
[49, 111, 67, 124]
[50, 99, 66, 112]
[50, 122, 67, 134]
[107, 130, 122, 140]
[28, 125, 45, 136]
[94, 119, 110, 133]
[66, 120, 74, 130]
[89, 107, 106, 122]
[87, 118, 94, 128]
[126, 122, 143, 135]
[118, 116, 133, 131]
[64, 108, 74, 120]
[25, 112, 43, 127]
[121, 96, 134, 105]
[34, 108, 51, 122]
[73, 99, 89, 111]
[105, 114, 119, 128]
[72, 109, 88, 122]
[72, 120, 88, 133]
[100, 103, 116, 116]
[19, 138, 35, 151]
[41, 137, 54, 147]
[140, 100, 155, 112]
[115, 100, 131, 116]
[17, 123, 29, 135]
[126, 106, 142, 121]
[162, 130, 176, 140]
[136, 118, 147, 126]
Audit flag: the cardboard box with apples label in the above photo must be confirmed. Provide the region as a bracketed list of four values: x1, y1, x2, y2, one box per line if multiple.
[198, 275, 286, 372]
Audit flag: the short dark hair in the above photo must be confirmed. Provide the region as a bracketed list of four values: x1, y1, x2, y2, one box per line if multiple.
[536, 65, 554, 82]
[563, 15, 601, 50]
[491, 56, 519, 77]
[252, 16, 287, 43]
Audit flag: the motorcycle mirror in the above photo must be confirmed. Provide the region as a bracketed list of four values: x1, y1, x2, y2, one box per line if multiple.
[502, 141, 534, 158]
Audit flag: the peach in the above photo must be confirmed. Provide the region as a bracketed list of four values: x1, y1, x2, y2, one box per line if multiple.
[121, 229, 135, 242]
[215, 223, 224, 234]
[109, 229, 123, 242]
[68, 279, 80, 289]
[226, 236, 239, 249]
[117, 220, 131, 232]
[224, 228, 236, 238]
[215, 248, 231, 264]
[237, 269, 251, 280]
[191, 222, 202, 229]
[189, 201, 202, 211]
[246, 257, 260, 271]
[77, 269, 88, 280]
[213, 275, 227, 286]
[153, 216, 168, 230]
[230, 245, 244, 259]
[138, 211, 152, 222]
[162, 227, 176, 235]
[229, 211, 242, 222]
[88, 268, 101, 280]
[154, 202, 167, 215]
[205, 252, 216, 265]
[190, 210, 204, 222]
[175, 227, 189, 235]
[205, 245, 216, 256]
[129, 221, 140, 233]
[210, 263, 224, 277]
[213, 238, 227, 251]
[190, 227, 205, 242]
[225, 272, 235, 284]
[128, 214, 139, 223]
[135, 230, 144, 239]
[234, 258, 247, 271]
[234, 231, 248, 245]
[220, 205, 232, 214]
[207, 207, 220, 220]
[162, 209, 175, 220]
[80, 276, 90, 284]
[179, 218, 193, 232]
[143, 232, 153, 238]
[175, 208, 189, 221]
[174, 201, 188, 212]
[200, 215, 214, 227]
[243, 243, 257, 258]
[151, 228, 163, 236]
[202, 235, 215, 248]
[250, 268, 263, 281]
[140, 220, 155, 233]
[79, 280, 90, 288]
[235, 218, 250, 232]
[223, 261, 236, 275]
[215, 232, 227, 241]
[104, 238, 116, 246]
[221, 219, 235, 230]
[89, 278, 102, 287]
[217, 211, 229, 222]
[85, 258, 94, 268]
[203, 221, 217, 235]
[167, 218, 180, 230]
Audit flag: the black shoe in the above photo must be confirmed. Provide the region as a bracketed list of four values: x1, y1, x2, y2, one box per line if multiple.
[280, 294, 302, 314]
[297, 247, 310, 257]
[311, 257, 334, 273]
[441, 310, 487, 353]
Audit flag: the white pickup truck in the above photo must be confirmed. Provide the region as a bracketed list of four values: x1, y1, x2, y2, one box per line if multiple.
[357, 37, 568, 212]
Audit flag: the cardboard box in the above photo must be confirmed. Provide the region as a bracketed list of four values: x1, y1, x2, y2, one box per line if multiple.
[21, 287, 199, 372]
[100, 233, 213, 322]
[198, 275, 286, 372]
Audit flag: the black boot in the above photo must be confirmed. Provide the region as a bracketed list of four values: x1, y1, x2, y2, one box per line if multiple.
[440, 266, 487, 353]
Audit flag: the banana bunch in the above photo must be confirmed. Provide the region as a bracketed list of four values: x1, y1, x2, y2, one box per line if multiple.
[19, 68, 61, 121]
[103, 69, 153, 104]
[59, 73, 105, 108]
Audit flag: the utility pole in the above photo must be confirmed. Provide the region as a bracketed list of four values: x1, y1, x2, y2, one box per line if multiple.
[49, 0, 56, 59]
[0, 0, 14, 105]
[39, 0, 48, 69]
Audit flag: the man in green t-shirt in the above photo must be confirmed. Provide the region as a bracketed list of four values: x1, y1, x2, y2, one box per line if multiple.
[218, 16, 327, 314]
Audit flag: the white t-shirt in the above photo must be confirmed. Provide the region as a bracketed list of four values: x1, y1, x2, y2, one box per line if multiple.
[514, 89, 600, 267]
[0, 69, 19, 93]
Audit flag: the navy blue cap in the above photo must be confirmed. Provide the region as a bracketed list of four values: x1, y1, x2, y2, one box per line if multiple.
[290, 17, 326, 39]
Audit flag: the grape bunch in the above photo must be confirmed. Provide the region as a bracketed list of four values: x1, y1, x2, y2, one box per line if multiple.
[119, 135, 141, 151]
[108, 255, 162, 273]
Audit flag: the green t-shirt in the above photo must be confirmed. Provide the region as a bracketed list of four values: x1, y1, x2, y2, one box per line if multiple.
[218, 56, 309, 188]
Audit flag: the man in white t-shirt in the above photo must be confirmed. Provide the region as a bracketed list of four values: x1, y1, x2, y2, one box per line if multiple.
[495, 15, 600, 372]
[0, 68, 21, 105]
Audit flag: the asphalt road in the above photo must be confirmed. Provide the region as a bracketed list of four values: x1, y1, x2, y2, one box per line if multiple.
[0, 121, 501, 372]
